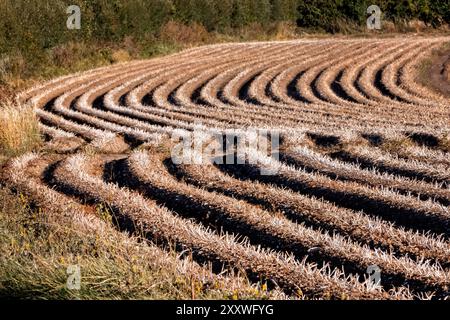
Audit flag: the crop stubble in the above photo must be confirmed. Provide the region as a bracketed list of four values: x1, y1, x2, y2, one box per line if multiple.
[4, 37, 450, 299]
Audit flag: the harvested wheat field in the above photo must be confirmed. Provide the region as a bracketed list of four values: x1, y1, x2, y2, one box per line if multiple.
[4, 36, 450, 300]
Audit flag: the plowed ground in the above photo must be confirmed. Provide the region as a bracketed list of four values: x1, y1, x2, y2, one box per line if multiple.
[3, 37, 450, 300]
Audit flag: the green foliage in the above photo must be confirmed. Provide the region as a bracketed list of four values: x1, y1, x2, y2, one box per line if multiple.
[169, 0, 276, 30]
[373, 0, 450, 26]
[270, 0, 299, 21]
[1, 0, 448, 58]
[296, 0, 449, 32]
[297, 0, 376, 32]
[230, 0, 272, 27]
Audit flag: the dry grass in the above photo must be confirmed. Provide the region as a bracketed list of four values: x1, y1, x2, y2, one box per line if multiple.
[111, 50, 131, 64]
[0, 101, 41, 157]
[0, 170, 273, 300]
[159, 21, 211, 45]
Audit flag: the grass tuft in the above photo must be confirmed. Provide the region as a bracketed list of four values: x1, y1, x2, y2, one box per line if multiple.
[0, 101, 42, 157]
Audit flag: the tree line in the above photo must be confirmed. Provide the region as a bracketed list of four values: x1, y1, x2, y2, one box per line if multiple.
[0, 0, 448, 82]
[1, 0, 448, 52]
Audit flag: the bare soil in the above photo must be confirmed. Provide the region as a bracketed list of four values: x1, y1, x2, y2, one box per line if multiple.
[424, 48, 450, 97]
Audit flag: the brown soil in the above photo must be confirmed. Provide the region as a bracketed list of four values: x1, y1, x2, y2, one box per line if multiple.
[0, 86, 15, 101]
[424, 48, 450, 97]
[43, 137, 84, 154]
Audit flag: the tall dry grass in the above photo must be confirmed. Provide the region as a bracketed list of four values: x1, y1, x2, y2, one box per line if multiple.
[0, 186, 267, 300]
[159, 21, 211, 45]
[0, 153, 278, 300]
[0, 101, 41, 156]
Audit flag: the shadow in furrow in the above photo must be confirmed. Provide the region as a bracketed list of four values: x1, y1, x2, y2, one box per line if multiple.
[407, 132, 440, 149]
[215, 155, 450, 238]
[92, 94, 106, 110]
[361, 133, 384, 146]
[279, 151, 450, 206]
[42, 160, 102, 208]
[41, 159, 287, 289]
[311, 70, 328, 102]
[164, 161, 438, 263]
[102, 157, 390, 284]
[330, 150, 449, 187]
[287, 71, 310, 103]
[168, 84, 184, 107]
[330, 70, 359, 103]
[353, 69, 371, 99]
[265, 75, 282, 103]
[118, 93, 128, 106]
[67, 93, 163, 145]
[142, 87, 159, 106]
[306, 132, 341, 148]
[165, 161, 329, 232]
[106, 157, 448, 294]
[217, 86, 235, 105]
[374, 68, 408, 103]
[191, 79, 213, 106]
[238, 73, 263, 105]
[43, 97, 58, 112]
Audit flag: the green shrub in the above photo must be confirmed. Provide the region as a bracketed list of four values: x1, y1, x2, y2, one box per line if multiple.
[296, 0, 449, 32]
